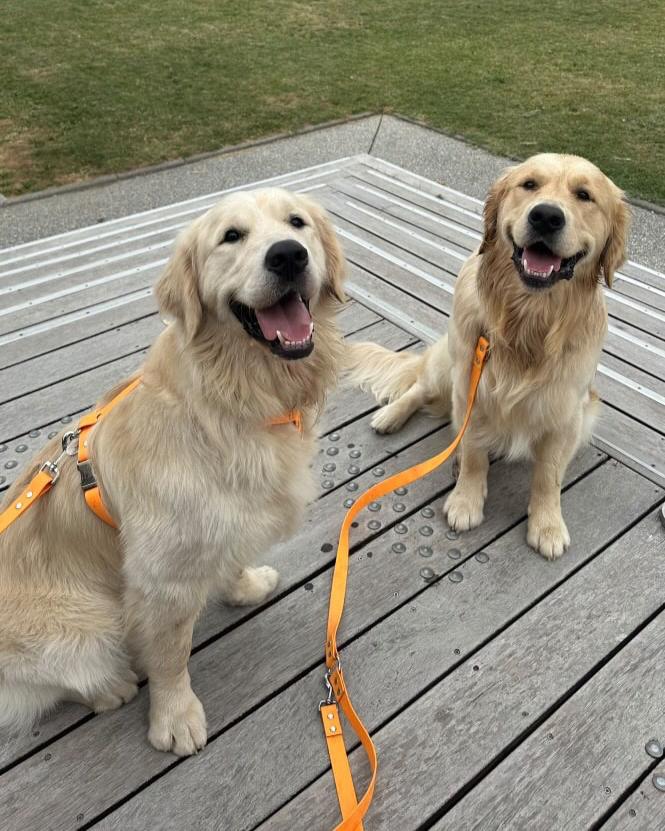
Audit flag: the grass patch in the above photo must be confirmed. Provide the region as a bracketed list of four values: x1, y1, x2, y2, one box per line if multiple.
[1, 0, 664, 201]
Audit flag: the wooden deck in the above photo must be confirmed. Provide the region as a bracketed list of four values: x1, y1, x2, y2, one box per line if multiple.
[1, 156, 664, 830]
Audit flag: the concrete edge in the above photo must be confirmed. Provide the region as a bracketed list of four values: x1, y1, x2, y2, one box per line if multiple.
[4, 110, 665, 216]
[1, 112, 377, 208]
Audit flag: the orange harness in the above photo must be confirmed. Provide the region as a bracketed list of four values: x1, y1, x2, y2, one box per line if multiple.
[320, 336, 490, 830]
[0, 379, 304, 533]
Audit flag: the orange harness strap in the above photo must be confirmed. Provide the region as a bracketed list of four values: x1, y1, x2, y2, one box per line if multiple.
[322, 336, 490, 830]
[76, 376, 143, 528]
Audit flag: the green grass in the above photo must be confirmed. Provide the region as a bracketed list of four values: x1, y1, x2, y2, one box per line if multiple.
[1, 1, 664, 201]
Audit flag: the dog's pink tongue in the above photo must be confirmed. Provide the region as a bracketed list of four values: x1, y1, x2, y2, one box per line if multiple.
[523, 246, 562, 274]
[255, 293, 312, 341]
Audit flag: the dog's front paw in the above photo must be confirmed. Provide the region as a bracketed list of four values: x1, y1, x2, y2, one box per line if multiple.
[527, 513, 570, 560]
[370, 403, 404, 434]
[149, 690, 207, 756]
[222, 566, 280, 606]
[443, 487, 484, 532]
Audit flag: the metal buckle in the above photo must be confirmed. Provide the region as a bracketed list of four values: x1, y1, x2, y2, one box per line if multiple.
[40, 460, 61, 484]
[318, 659, 341, 710]
[62, 430, 80, 455]
[77, 460, 97, 492]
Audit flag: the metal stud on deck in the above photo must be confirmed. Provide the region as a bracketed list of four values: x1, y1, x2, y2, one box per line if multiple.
[645, 739, 664, 759]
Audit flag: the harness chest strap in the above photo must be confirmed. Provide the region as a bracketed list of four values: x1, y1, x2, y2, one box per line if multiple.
[322, 336, 490, 831]
[0, 377, 305, 534]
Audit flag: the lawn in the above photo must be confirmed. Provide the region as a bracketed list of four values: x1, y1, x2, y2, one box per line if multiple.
[1, 0, 664, 202]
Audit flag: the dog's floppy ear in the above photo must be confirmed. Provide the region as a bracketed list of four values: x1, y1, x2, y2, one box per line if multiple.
[479, 168, 513, 254]
[154, 227, 204, 341]
[305, 197, 347, 303]
[600, 193, 630, 288]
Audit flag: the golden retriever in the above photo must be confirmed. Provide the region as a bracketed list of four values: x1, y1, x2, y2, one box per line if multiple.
[348, 154, 629, 560]
[0, 188, 345, 755]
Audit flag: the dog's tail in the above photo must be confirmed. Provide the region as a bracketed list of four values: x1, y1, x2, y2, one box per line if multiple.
[345, 341, 425, 405]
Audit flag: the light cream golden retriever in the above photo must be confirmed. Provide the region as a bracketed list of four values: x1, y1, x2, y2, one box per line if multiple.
[0, 189, 345, 755]
[348, 154, 629, 560]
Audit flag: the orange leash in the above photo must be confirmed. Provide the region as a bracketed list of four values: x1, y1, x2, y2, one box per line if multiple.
[321, 336, 490, 830]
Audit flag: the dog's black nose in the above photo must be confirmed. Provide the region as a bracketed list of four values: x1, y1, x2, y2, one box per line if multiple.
[528, 203, 566, 235]
[265, 240, 308, 279]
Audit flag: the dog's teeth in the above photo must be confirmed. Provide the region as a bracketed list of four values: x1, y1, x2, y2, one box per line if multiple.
[308, 321, 314, 336]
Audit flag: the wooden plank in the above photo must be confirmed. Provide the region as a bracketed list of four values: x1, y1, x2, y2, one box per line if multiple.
[328, 174, 482, 254]
[86, 456, 657, 831]
[262, 500, 665, 831]
[593, 403, 665, 487]
[596, 354, 665, 436]
[0, 293, 158, 370]
[603, 764, 665, 830]
[323, 188, 468, 277]
[346, 263, 448, 344]
[335, 232, 455, 318]
[0, 270, 162, 336]
[0, 316, 166, 404]
[440, 591, 665, 827]
[605, 321, 665, 383]
[0, 227, 178, 289]
[621, 258, 665, 291]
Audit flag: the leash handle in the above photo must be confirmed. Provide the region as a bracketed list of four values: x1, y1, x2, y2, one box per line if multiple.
[322, 336, 490, 830]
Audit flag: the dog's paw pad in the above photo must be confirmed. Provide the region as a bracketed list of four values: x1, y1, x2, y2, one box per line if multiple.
[149, 693, 207, 757]
[527, 515, 570, 560]
[443, 490, 484, 532]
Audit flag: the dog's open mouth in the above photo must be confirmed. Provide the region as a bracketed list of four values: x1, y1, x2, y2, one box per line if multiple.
[511, 241, 585, 290]
[230, 291, 314, 360]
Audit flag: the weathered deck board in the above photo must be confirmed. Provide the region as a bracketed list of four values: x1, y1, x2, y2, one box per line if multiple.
[603, 765, 665, 831]
[1, 155, 664, 831]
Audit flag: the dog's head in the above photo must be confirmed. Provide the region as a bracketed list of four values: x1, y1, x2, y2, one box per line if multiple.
[480, 153, 630, 291]
[155, 188, 346, 358]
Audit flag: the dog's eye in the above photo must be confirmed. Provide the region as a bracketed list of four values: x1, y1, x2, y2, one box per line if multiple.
[289, 215, 306, 229]
[522, 179, 538, 190]
[576, 189, 592, 202]
[222, 228, 242, 244]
